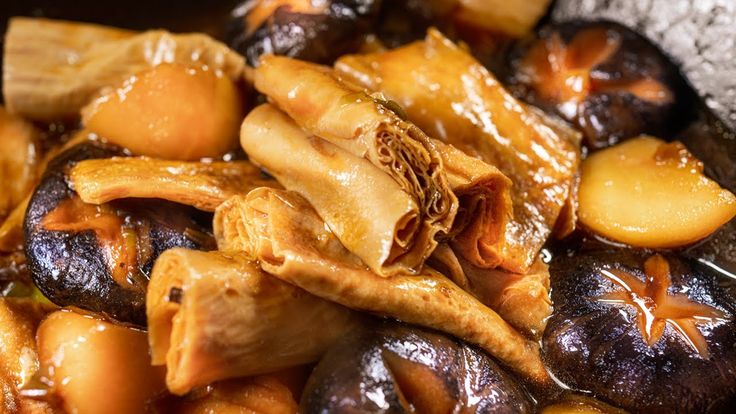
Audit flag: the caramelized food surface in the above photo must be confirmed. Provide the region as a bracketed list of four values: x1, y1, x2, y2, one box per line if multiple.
[37, 310, 166, 414]
[82, 64, 244, 161]
[335, 29, 580, 273]
[544, 249, 736, 413]
[579, 136, 736, 248]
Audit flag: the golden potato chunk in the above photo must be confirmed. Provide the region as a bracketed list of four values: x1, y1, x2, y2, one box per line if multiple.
[579, 136, 736, 247]
[82, 63, 244, 160]
[37, 310, 166, 414]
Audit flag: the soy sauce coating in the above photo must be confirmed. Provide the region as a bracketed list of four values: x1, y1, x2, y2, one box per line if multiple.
[228, 0, 383, 65]
[543, 248, 736, 413]
[301, 322, 533, 413]
[24, 142, 211, 325]
[507, 20, 690, 149]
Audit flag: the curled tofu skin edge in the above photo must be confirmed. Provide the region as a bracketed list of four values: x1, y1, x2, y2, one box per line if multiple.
[241, 104, 423, 277]
[147, 248, 361, 395]
[3, 17, 245, 123]
[431, 139, 514, 269]
[253, 55, 458, 274]
[335, 28, 581, 273]
[70, 157, 280, 212]
[429, 244, 552, 338]
[213, 188, 550, 385]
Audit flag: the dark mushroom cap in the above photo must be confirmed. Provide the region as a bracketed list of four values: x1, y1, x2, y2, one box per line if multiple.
[301, 322, 533, 413]
[228, 0, 382, 66]
[544, 248, 736, 413]
[24, 141, 212, 325]
[507, 20, 690, 149]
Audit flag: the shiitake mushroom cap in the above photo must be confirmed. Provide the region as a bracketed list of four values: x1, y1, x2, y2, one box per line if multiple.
[301, 322, 533, 413]
[24, 142, 211, 325]
[507, 20, 691, 150]
[543, 248, 736, 413]
[227, 0, 383, 66]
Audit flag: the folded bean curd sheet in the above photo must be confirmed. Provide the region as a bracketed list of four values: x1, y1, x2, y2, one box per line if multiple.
[253, 56, 459, 274]
[432, 140, 514, 270]
[146, 249, 360, 395]
[214, 188, 550, 384]
[71, 157, 278, 212]
[335, 29, 581, 273]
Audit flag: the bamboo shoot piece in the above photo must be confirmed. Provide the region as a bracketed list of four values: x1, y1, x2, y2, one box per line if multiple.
[253, 56, 457, 272]
[70, 158, 278, 212]
[240, 104, 424, 276]
[214, 188, 549, 384]
[335, 29, 580, 273]
[3, 18, 244, 122]
[147, 249, 361, 395]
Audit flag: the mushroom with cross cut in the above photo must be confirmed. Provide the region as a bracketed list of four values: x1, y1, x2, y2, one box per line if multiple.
[543, 248, 736, 413]
[507, 21, 689, 149]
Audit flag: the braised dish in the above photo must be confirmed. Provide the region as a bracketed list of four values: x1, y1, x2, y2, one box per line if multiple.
[0, 1, 735, 413]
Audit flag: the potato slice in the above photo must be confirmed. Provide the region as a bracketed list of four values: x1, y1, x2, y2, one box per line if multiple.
[82, 63, 244, 160]
[579, 136, 736, 247]
[37, 310, 166, 414]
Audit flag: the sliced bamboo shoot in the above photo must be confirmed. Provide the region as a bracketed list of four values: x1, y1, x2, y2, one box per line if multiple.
[579, 136, 736, 248]
[70, 158, 278, 212]
[3, 18, 244, 122]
